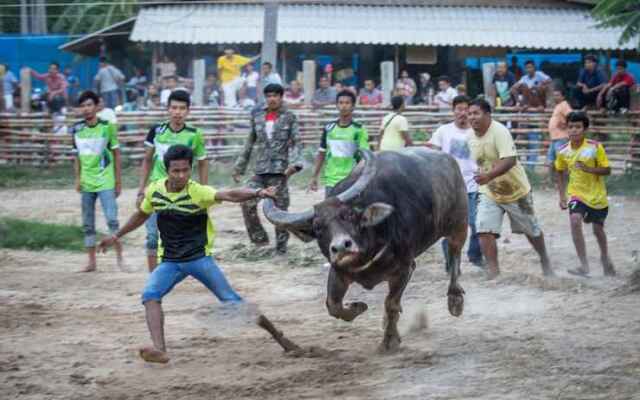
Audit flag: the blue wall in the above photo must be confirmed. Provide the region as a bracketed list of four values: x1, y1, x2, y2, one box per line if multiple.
[0, 34, 98, 90]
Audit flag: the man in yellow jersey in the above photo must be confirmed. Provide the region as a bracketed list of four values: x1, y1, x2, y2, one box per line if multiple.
[217, 48, 259, 107]
[99, 145, 277, 364]
[555, 111, 615, 277]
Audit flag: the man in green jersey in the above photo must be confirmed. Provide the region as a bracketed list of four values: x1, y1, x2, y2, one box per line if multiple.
[99, 144, 277, 364]
[309, 90, 370, 197]
[72, 90, 124, 272]
[137, 90, 208, 272]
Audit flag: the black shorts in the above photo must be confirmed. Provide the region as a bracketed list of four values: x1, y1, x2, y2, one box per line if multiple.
[568, 200, 608, 225]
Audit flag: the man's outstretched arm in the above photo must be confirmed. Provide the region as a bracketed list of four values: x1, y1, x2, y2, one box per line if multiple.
[98, 210, 150, 252]
[215, 187, 276, 203]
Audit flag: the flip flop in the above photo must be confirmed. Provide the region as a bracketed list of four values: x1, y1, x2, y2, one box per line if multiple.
[567, 268, 591, 278]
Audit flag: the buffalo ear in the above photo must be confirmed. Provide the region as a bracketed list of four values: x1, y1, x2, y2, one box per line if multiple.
[361, 203, 394, 227]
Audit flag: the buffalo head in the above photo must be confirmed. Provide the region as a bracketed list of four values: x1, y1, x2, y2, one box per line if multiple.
[263, 150, 394, 272]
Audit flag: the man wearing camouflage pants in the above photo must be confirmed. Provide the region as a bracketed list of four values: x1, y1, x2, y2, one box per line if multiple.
[232, 83, 303, 255]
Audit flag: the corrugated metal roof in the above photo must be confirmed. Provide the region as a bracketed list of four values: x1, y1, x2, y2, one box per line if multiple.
[130, 4, 635, 50]
[131, 4, 264, 44]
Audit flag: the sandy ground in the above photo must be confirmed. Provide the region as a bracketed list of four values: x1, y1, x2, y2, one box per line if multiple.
[1, 187, 640, 400]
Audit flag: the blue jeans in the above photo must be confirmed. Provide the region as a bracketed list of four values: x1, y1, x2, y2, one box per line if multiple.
[527, 131, 542, 164]
[547, 138, 569, 165]
[141, 256, 243, 304]
[442, 192, 482, 266]
[101, 89, 119, 109]
[145, 212, 158, 255]
[81, 189, 119, 247]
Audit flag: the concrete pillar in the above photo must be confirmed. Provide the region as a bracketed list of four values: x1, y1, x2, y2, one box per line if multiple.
[380, 61, 394, 107]
[20, 67, 31, 114]
[303, 60, 316, 107]
[192, 59, 206, 106]
[482, 62, 496, 108]
[261, 1, 278, 68]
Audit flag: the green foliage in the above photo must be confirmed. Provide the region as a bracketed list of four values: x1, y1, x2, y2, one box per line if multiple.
[592, 0, 640, 48]
[50, 0, 139, 34]
[0, 217, 86, 252]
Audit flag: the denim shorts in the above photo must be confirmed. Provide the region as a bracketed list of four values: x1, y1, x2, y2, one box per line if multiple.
[145, 212, 158, 254]
[141, 256, 243, 304]
[547, 138, 569, 164]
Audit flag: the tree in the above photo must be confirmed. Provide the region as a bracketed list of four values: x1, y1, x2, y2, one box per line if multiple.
[592, 0, 640, 49]
[51, 0, 139, 34]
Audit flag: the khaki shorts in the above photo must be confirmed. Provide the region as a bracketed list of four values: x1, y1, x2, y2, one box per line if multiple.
[476, 192, 542, 237]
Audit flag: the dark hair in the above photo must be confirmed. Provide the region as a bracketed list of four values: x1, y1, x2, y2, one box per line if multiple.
[163, 144, 193, 171]
[438, 75, 450, 83]
[50, 61, 60, 68]
[99, 56, 107, 63]
[77, 90, 100, 106]
[452, 95, 471, 109]
[391, 95, 404, 110]
[566, 111, 590, 129]
[262, 62, 273, 69]
[167, 89, 191, 108]
[584, 54, 598, 63]
[524, 59, 535, 66]
[469, 98, 492, 114]
[616, 60, 627, 68]
[553, 86, 566, 97]
[336, 89, 356, 105]
[163, 75, 177, 81]
[263, 83, 284, 96]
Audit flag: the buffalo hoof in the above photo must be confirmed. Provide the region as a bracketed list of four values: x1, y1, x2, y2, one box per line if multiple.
[378, 335, 401, 354]
[343, 302, 368, 322]
[447, 285, 465, 317]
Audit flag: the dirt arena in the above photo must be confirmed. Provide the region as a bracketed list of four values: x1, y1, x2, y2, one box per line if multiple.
[1, 187, 639, 400]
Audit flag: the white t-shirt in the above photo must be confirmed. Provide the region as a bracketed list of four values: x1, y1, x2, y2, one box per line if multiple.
[517, 71, 551, 88]
[434, 87, 458, 109]
[243, 71, 259, 88]
[97, 108, 117, 124]
[429, 122, 478, 193]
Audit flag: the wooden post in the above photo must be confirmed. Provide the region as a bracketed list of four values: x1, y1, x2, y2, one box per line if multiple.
[20, 67, 31, 114]
[192, 59, 206, 106]
[380, 61, 394, 107]
[303, 60, 316, 107]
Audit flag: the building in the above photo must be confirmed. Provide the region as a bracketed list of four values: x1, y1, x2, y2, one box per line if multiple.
[61, 0, 637, 97]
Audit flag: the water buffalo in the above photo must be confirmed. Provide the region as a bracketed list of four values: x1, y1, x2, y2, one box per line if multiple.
[263, 148, 467, 351]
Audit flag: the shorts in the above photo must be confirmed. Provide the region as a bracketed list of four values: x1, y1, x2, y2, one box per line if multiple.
[476, 192, 542, 238]
[568, 200, 608, 225]
[547, 138, 569, 164]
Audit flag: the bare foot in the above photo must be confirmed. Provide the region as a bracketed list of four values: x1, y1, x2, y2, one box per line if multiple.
[139, 346, 169, 363]
[117, 257, 128, 272]
[78, 265, 97, 273]
[486, 267, 500, 280]
[602, 257, 616, 277]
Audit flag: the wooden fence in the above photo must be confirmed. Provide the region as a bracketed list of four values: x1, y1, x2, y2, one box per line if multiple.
[1, 106, 639, 172]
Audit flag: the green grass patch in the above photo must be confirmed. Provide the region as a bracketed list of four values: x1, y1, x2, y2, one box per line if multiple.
[0, 217, 87, 252]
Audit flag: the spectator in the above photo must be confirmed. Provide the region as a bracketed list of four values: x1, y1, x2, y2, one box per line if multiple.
[547, 88, 572, 184]
[93, 57, 125, 109]
[2, 64, 18, 112]
[357, 79, 383, 107]
[235, 86, 256, 111]
[217, 48, 258, 107]
[149, 94, 162, 109]
[145, 84, 159, 108]
[242, 63, 259, 100]
[597, 60, 636, 114]
[396, 70, 416, 105]
[510, 60, 551, 111]
[456, 84, 467, 97]
[510, 56, 523, 81]
[379, 95, 412, 151]
[204, 73, 222, 107]
[30, 61, 68, 114]
[260, 62, 282, 89]
[156, 55, 176, 79]
[312, 75, 337, 108]
[492, 61, 516, 107]
[283, 80, 304, 107]
[434, 75, 458, 109]
[127, 67, 148, 98]
[333, 82, 344, 93]
[64, 67, 80, 107]
[574, 54, 606, 110]
[418, 72, 434, 105]
[97, 96, 117, 124]
[160, 75, 178, 106]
